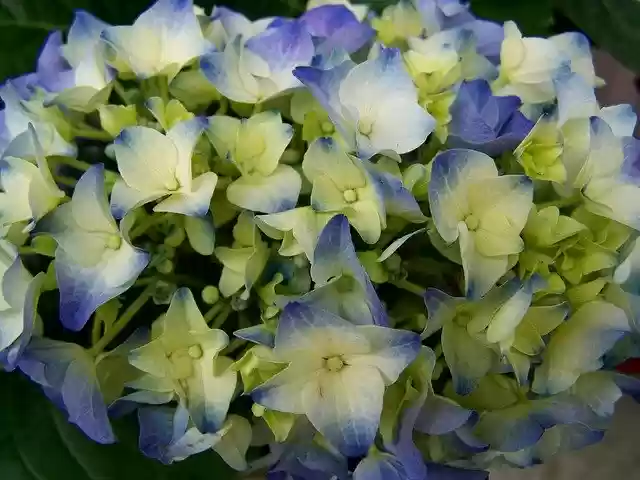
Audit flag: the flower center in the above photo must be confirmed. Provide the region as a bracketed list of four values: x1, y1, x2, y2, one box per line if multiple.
[358, 118, 374, 137]
[324, 356, 345, 372]
[165, 176, 180, 191]
[343, 189, 358, 203]
[187, 344, 203, 359]
[320, 121, 334, 134]
[106, 234, 122, 250]
[464, 214, 479, 231]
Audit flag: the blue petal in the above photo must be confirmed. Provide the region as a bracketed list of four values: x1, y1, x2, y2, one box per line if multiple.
[55, 245, 149, 331]
[415, 395, 472, 435]
[294, 60, 354, 137]
[301, 5, 374, 54]
[353, 453, 407, 480]
[311, 215, 388, 326]
[245, 21, 314, 82]
[0, 272, 45, 371]
[36, 31, 73, 92]
[18, 337, 115, 444]
[366, 166, 426, 223]
[234, 324, 275, 347]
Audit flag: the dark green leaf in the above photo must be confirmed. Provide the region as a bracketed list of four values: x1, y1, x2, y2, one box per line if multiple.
[555, 0, 640, 73]
[0, 373, 237, 479]
[470, 0, 555, 36]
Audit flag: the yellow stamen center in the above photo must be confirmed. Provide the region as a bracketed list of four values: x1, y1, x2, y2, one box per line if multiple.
[343, 189, 357, 203]
[106, 234, 122, 250]
[358, 118, 374, 136]
[187, 344, 203, 359]
[325, 356, 345, 372]
[464, 214, 479, 231]
[321, 121, 335, 134]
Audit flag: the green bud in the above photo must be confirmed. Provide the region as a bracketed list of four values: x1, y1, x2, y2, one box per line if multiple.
[357, 251, 389, 284]
[98, 104, 137, 137]
[515, 116, 566, 183]
[170, 69, 220, 111]
[164, 225, 186, 248]
[31, 235, 58, 257]
[202, 286, 220, 305]
[147, 97, 194, 131]
[156, 259, 174, 274]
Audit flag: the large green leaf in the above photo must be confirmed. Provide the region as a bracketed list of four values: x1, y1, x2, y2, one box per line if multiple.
[555, 0, 640, 73]
[0, 373, 236, 479]
[470, 0, 555, 36]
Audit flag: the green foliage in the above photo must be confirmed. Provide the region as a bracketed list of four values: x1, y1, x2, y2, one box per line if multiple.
[0, 373, 235, 479]
[555, 0, 640, 72]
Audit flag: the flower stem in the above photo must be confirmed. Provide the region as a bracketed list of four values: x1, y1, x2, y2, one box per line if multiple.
[53, 156, 94, 172]
[216, 97, 229, 115]
[130, 213, 168, 240]
[90, 283, 156, 355]
[157, 76, 170, 103]
[390, 278, 425, 297]
[204, 302, 225, 324]
[223, 338, 247, 356]
[211, 305, 232, 329]
[73, 127, 113, 141]
[113, 82, 131, 104]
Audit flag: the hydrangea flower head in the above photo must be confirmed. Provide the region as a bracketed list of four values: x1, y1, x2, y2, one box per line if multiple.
[295, 45, 435, 158]
[251, 301, 420, 456]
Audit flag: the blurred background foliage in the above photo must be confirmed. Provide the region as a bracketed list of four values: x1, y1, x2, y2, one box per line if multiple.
[0, 0, 639, 82]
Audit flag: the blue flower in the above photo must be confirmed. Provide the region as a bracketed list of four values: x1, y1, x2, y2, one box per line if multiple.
[18, 337, 116, 443]
[299, 214, 389, 326]
[300, 5, 374, 56]
[138, 405, 252, 469]
[102, 0, 211, 80]
[447, 80, 533, 156]
[0, 245, 46, 370]
[36, 11, 113, 110]
[251, 302, 420, 456]
[201, 20, 315, 104]
[295, 46, 435, 159]
[37, 165, 149, 330]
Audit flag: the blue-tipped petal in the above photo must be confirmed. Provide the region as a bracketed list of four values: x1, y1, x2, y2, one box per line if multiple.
[301, 5, 374, 55]
[18, 337, 115, 444]
[311, 215, 388, 326]
[415, 395, 472, 435]
[226, 165, 301, 214]
[234, 324, 275, 347]
[55, 244, 149, 331]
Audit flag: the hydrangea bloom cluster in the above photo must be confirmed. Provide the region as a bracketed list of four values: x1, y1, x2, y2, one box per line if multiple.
[2, 0, 640, 477]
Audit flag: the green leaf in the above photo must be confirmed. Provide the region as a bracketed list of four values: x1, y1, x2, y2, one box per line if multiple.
[470, 0, 555, 35]
[0, 373, 237, 479]
[555, 0, 640, 73]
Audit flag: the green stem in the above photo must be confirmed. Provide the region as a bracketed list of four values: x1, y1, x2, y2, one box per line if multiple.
[204, 302, 225, 324]
[53, 156, 94, 172]
[91, 315, 103, 346]
[73, 127, 113, 141]
[216, 97, 229, 115]
[54, 175, 78, 188]
[130, 213, 168, 240]
[211, 306, 232, 329]
[157, 76, 170, 103]
[537, 196, 580, 210]
[223, 338, 247, 356]
[113, 82, 130, 104]
[390, 279, 425, 297]
[90, 284, 156, 355]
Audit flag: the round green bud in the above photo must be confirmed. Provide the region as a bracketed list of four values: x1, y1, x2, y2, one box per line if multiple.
[165, 225, 186, 248]
[202, 286, 220, 305]
[157, 259, 174, 274]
